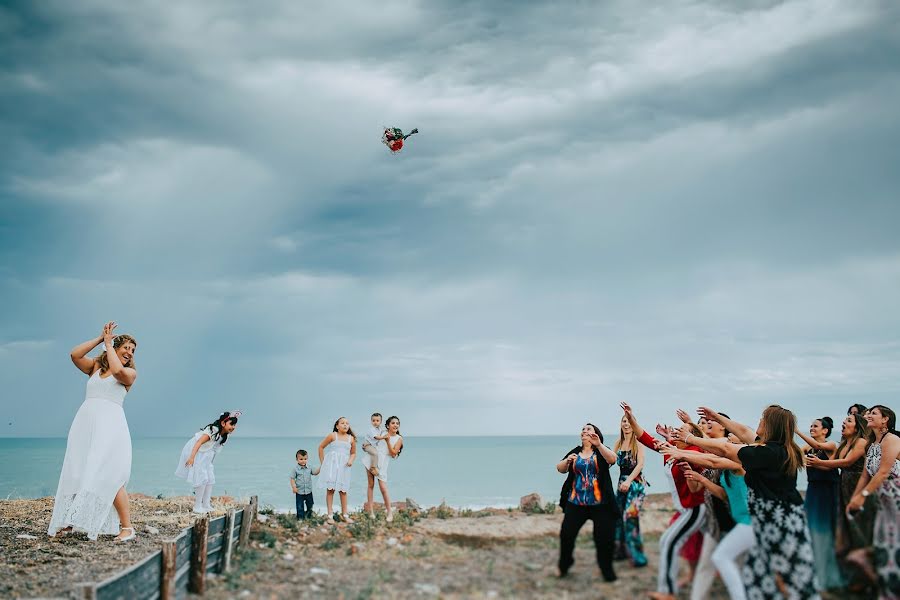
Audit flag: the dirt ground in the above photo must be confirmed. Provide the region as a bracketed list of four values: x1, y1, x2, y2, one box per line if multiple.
[0, 494, 242, 599]
[204, 495, 731, 600]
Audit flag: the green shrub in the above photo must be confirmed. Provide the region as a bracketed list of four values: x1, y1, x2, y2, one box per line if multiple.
[275, 512, 298, 530]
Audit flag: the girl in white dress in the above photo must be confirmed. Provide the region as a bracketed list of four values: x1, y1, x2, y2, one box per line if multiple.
[175, 411, 240, 514]
[48, 322, 138, 542]
[317, 417, 356, 524]
[364, 415, 404, 522]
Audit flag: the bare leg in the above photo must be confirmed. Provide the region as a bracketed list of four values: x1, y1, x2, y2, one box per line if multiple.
[326, 489, 335, 521]
[366, 470, 376, 516]
[339, 491, 349, 516]
[378, 479, 392, 520]
[113, 486, 132, 540]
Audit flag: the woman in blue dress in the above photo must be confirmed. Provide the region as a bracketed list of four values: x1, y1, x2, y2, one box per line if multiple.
[613, 414, 648, 567]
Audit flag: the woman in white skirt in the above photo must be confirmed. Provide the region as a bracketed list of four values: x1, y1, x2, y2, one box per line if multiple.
[48, 322, 138, 542]
[175, 411, 240, 514]
[317, 417, 356, 524]
[364, 415, 404, 522]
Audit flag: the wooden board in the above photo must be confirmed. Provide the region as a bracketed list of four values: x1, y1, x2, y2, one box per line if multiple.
[95, 551, 161, 600]
[208, 515, 226, 536]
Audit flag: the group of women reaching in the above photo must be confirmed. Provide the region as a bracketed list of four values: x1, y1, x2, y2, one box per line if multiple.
[557, 402, 899, 600]
[46, 325, 404, 545]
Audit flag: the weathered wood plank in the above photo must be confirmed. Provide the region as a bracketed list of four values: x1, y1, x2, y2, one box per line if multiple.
[204, 548, 222, 573]
[188, 516, 209, 595]
[237, 501, 253, 549]
[207, 532, 225, 553]
[208, 515, 226, 536]
[221, 509, 236, 573]
[233, 509, 244, 528]
[160, 539, 177, 600]
[95, 550, 161, 600]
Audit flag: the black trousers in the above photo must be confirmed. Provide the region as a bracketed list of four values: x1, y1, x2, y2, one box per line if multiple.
[295, 492, 314, 519]
[558, 501, 617, 575]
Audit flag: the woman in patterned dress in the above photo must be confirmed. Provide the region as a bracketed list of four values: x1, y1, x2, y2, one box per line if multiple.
[613, 414, 648, 568]
[847, 405, 900, 599]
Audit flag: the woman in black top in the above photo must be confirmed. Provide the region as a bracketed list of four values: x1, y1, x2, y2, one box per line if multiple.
[556, 423, 618, 581]
[671, 405, 819, 600]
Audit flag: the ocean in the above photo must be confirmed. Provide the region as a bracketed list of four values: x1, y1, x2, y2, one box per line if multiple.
[0, 436, 807, 512]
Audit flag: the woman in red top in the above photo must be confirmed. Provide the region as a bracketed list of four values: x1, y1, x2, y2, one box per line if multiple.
[620, 402, 706, 600]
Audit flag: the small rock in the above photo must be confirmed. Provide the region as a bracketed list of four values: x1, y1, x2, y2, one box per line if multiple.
[519, 492, 542, 512]
[351, 542, 366, 554]
[406, 497, 422, 512]
[309, 567, 331, 576]
[16, 534, 38, 540]
[145, 526, 160, 535]
[257, 514, 269, 522]
[283, 553, 294, 561]
[386, 537, 398, 546]
[523, 562, 541, 572]
[487, 592, 499, 599]
[414, 583, 440, 595]
[239, 590, 252, 597]
[310, 584, 322, 592]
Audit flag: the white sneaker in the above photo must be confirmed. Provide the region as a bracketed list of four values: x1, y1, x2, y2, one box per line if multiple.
[386, 512, 394, 523]
[202, 505, 214, 514]
[193, 505, 207, 514]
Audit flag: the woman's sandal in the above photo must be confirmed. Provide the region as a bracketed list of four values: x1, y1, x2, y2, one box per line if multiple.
[341, 514, 353, 524]
[115, 527, 136, 543]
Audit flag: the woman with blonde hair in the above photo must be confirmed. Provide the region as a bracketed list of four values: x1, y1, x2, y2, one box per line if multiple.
[671, 405, 819, 600]
[48, 322, 138, 542]
[613, 414, 647, 568]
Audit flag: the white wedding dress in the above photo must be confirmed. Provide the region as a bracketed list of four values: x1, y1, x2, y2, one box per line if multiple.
[48, 370, 131, 540]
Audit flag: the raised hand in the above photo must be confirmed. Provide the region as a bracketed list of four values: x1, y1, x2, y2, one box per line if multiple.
[655, 423, 672, 441]
[102, 321, 118, 345]
[669, 427, 689, 443]
[697, 406, 722, 424]
[620, 402, 633, 417]
[587, 431, 602, 447]
[676, 409, 693, 424]
[657, 441, 678, 457]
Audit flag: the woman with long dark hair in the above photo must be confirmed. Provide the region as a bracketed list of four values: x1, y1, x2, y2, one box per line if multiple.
[847, 405, 900, 599]
[798, 416, 845, 591]
[48, 322, 138, 542]
[364, 415, 403, 522]
[806, 413, 876, 591]
[557, 423, 618, 581]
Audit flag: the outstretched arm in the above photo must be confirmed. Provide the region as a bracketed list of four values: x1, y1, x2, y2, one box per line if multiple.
[620, 402, 647, 440]
[796, 430, 837, 454]
[807, 438, 867, 470]
[671, 427, 745, 461]
[658, 442, 742, 472]
[403, 128, 419, 139]
[697, 407, 756, 444]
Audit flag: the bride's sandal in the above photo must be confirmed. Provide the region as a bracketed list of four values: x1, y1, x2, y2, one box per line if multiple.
[51, 526, 74, 538]
[115, 527, 136, 543]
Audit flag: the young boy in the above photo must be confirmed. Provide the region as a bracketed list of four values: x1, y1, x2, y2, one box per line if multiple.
[290, 450, 319, 519]
[362, 413, 388, 476]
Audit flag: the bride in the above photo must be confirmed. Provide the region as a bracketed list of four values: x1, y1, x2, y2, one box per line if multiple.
[48, 322, 138, 542]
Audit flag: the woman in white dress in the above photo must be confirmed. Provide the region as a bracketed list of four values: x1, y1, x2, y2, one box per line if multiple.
[48, 322, 138, 542]
[317, 417, 356, 524]
[364, 415, 404, 522]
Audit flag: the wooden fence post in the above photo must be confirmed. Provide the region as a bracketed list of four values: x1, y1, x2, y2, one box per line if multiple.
[188, 516, 209, 595]
[238, 498, 257, 549]
[75, 583, 96, 599]
[221, 509, 235, 573]
[160, 539, 177, 600]
[250, 495, 259, 523]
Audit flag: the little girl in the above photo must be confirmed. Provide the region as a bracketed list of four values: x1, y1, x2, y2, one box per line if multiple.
[317, 417, 356, 524]
[175, 411, 240, 514]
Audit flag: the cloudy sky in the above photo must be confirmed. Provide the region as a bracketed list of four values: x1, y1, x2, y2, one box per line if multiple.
[2, 0, 899, 438]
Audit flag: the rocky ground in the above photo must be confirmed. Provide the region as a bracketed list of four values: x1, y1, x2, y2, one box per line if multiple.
[0, 494, 242, 599]
[1, 493, 863, 599]
[205, 494, 731, 600]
